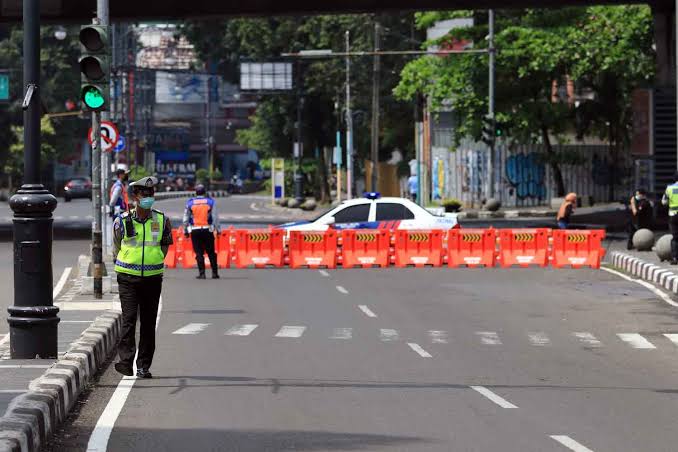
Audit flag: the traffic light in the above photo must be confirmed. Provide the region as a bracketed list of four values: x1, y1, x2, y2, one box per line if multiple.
[481, 114, 495, 147]
[79, 25, 109, 111]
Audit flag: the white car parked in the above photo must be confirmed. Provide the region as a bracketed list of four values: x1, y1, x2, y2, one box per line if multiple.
[276, 194, 459, 232]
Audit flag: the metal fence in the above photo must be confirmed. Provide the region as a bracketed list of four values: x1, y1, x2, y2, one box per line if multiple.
[432, 140, 633, 208]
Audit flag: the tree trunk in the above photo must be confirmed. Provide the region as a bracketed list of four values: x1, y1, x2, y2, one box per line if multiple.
[318, 146, 330, 204]
[607, 124, 616, 203]
[541, 126, 566, 197]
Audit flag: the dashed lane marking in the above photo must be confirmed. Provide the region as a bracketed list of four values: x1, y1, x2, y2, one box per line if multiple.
[550, 435, 595, 452]
[617, 333, 656, 349]
[380, 329, 399, 342]
[318, 270, 330, 277]
[0, 364, 51, 369]
[407, 342, 432, 358]
[225, 324, 258, 336]
[0, 334, 8, 347]
[476, 331, 502, 345]
[573, 332, 602, 348]
[53, 267, 72, 300]
[275, 326, 307, 338]
[663, 333, 678, 346]
[358, 305, 377, 318]
[428, 330, 448, 344]
[336, 285, 349, 294]
[527, 331, 551, 347]
[330, 328, 353, 340]
[470, 386, 518, 409]
[172, 323, 211, 335]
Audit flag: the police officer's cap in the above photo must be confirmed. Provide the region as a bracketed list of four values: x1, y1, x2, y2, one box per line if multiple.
[129, 176, 158, 189]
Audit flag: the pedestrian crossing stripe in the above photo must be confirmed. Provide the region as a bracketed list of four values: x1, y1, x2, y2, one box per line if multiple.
[355, 233, 377, 242]
[408, 233, 430, 242]
[567, 234, 587, 243]
[302, 233, 324, 243]
[248, 232, 271, 242]
[462, 233, 483, 243]
[514, 233, 535, 242]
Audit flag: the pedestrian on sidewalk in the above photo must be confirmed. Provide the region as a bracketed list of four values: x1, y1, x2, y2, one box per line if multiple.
[556, 192, 577, 229]
[112, 176, 173, 379]
[183, 184, 220, 279]
[662, 172, 678, 265]
[626, 188, 654, 250]
[408, 174, 418, 203]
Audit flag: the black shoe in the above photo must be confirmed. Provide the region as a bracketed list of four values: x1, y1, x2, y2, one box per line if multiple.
[114, 362, 133, 376]
[136, 368, 153, 379]
[671, 259, 678, 266]
[627, 243, 634, 250]
[212, 273, 220, 279]
[196, 273, 206, 279]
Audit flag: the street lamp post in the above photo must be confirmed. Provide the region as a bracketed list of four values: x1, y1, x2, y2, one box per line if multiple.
[294, 60, 304, 202]
[8, 0, 60, 359]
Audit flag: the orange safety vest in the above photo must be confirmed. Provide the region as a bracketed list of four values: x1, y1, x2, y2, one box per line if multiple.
[189, 198, 212, 227]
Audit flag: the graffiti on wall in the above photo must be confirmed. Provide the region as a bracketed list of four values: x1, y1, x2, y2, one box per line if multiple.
[505, 153, 547, 199]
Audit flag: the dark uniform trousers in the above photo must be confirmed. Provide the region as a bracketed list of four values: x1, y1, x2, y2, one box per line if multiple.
[117, 273, 163, 370]
[670, 215, 678, 260]
[191, 228, 218, 273]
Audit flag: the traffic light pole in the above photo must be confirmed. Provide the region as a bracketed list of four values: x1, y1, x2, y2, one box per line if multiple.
[91, 109, 103, 299]
[7, 0, 60, 358]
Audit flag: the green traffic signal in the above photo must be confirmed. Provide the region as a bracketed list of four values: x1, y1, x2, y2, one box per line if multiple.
[81, 85, 105, 110]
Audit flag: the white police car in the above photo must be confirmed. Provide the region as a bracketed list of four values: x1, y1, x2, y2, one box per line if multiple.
[277, 193, 459, 232]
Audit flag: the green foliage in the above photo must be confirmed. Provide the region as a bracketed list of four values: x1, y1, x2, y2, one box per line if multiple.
[440, 198, 462, 212]
[3, 117, 56, 183]
[195, 168, 209, 183]
[211, 168, 223, 181]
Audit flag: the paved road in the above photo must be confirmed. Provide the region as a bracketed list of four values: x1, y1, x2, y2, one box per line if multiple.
[47, 265, 678, 452]
[0, 239, 90, 337]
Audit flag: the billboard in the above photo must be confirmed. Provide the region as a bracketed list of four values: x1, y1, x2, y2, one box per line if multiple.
[240, 62, 293, 91]
[156, 72, 220, 104]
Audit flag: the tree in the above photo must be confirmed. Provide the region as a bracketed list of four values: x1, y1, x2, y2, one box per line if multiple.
[394, 6, 654, 198]
[4, 116, 56, 189]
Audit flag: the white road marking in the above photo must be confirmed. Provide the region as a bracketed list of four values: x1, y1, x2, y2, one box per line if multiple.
[172, 323, 210, 335]
[250, 202, 260, 211]
[0, 364, 51, 369]
[69, 216, 79, 220]
[61, 320, 96, 323]
[470, 386, 518, 409]
[53, 267, 72, 300]
[573, 332, 602, 347]
[428, 330, 448, 344]
[318, 270, 330, 277]
[617, 333, 656, 349]
[380, 329, 399, 342]
[225, 324, 258, 336]
[550, 435, 595, 452]
[86, 296, 163, 452]
[663, 333, 678, 346]
[602, 267, 678, 307]
[54, 216, 64, 220]
[56, 301, 119, 311]
[358, 305, 377, 318]
[0, 390, 26, 394]
[476, 331, 502, 345]
[336, 285, 349, 294]
[0, 334, 9, 347]
[528, 332, 551, 347]
[330, 328, 353, 340]
[275, 326, 307, 338]
[407, 342, 432, 358]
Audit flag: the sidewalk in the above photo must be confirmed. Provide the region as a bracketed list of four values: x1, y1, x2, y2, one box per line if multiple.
[0, 264, 122, 452]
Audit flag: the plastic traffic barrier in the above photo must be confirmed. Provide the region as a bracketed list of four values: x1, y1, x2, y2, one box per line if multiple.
[164, 228, 182, 268]
[216, 229, 232, 269]
[234, 229, 285, 268]
[394, 229, 444, 267]
[551, 229, 606, 269]
[341, 229, 390, 268]
[498, 228, 549, 268]
[288, 230, 338, 269]
[447, 228, 496, 268]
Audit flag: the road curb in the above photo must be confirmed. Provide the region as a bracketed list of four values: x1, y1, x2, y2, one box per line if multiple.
[155, 190, 229, 201]
[609, 251, 678, 294]
[0, 309, 123, 452]
[457, 210, 557, 220]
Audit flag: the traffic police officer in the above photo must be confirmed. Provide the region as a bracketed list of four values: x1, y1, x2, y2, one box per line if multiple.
[109, 169, 129, 217]
[183, 184, 220, 279]
[663, 172, 678, 265]
[112, 176, 173, 378]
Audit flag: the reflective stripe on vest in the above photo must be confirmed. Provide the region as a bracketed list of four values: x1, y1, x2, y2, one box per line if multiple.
[114, 211, 165, 277]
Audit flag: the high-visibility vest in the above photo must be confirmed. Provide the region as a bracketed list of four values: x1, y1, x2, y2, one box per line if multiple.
[187, 197, 214, 227]
[110, 180, 129, 210]
[114, 210, 165, 277]
[666, 184, 678, 213]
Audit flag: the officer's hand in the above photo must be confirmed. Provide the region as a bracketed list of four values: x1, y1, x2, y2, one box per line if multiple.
[109, 206, 115, 218]
[184, 231, 190, 238]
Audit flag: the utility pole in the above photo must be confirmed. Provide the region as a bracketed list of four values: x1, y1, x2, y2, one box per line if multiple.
[487, 9, 496, 200]
[98, 0, 110, 268]
[370, 21, 381, 192]
[8, 0, 60, 358]
[345, 30, 353, 200]
[294, 60, 304, 202]
[335, 101, 342, 203]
